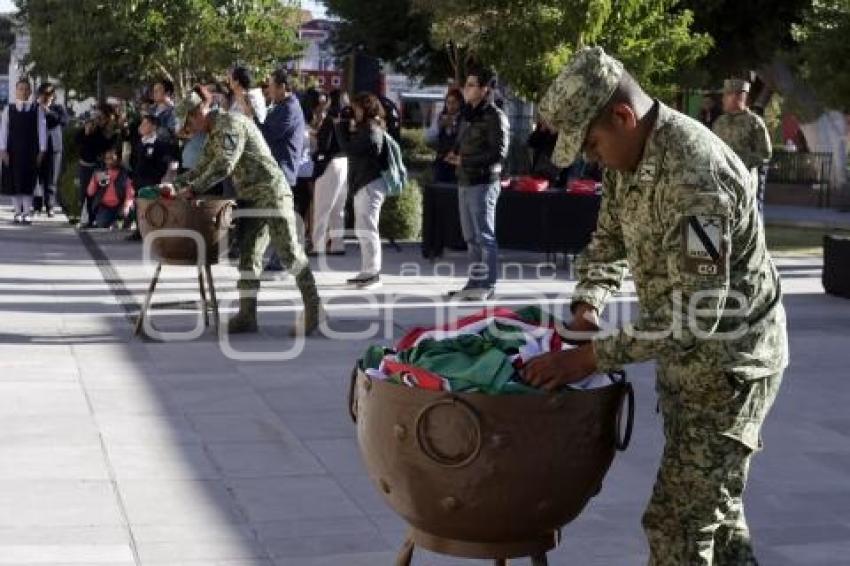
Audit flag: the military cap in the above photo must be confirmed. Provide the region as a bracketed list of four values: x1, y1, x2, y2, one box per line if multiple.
[174, 91, 204, 123]
[538, 46, 624, 167]
[723, 79, 751, 94]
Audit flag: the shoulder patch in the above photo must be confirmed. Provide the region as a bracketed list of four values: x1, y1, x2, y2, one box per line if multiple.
[682, 214, 728, 276]
[223, 132, 238, 152]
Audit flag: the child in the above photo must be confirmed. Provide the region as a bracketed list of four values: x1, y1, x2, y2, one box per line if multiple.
[86, 147, 134, 229]
[0, 78, 47, 224]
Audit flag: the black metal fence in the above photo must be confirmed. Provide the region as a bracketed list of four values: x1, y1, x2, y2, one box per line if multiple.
[766, 150, 833, 207]
[767, 150, 832, 186]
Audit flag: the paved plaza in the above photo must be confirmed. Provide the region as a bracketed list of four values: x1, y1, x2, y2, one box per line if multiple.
[1, 201, 849, 565]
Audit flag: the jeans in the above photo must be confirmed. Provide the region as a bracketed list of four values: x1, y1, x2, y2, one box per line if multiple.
[94, 206, 120, 228]
[458, 181, 500, 288]
[353, 177, 387, 276]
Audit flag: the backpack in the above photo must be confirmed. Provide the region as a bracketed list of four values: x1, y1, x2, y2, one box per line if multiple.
[380, 131, 408, 196]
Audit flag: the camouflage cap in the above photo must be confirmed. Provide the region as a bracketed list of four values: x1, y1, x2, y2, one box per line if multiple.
[723, 79, 751, 94]
[174, 91, 204, 123]
[538, 46, 624, 167]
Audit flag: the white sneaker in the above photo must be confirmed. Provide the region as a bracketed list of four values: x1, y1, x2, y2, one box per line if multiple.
[22, 214, 32, 225]
[12, 214, 22, 224]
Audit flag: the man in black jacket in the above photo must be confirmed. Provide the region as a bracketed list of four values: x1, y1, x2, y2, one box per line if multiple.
[445, 68, 510, 300]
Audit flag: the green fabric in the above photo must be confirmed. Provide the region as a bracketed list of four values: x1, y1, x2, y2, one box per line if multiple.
[360, 305, 566, 395]
[362, 345, 387, 370]
[396, 329, 539, 395]
[137, 186, 160, 200]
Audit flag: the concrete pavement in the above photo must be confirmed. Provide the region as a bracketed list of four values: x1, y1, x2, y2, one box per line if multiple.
[1, 199, 849, 565]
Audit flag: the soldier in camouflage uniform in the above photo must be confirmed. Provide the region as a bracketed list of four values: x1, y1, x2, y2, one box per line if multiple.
[712, 79, 773, 212]
[162, 89, 322, 336]
[524, 48, 788, 565]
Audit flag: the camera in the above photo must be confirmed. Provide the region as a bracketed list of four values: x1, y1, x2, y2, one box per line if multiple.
[97, 172, 110, 188]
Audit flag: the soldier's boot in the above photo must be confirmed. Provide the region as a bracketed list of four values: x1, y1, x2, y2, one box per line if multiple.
[228, 297, 259, 334]
[290, 268, 323, 338]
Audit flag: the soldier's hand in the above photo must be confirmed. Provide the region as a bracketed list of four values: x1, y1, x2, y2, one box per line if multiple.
[521, 345, 598, 392]
[564, 302, 600, 344]
[0, 151, 7, 165]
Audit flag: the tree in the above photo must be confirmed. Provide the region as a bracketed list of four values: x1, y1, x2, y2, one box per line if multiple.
[794, 0, 850, 111]
[325, 0, 451, 82]
[678, 0, 811, 86]
[15, 0, 303, 98]
[414, 0, 712, 101]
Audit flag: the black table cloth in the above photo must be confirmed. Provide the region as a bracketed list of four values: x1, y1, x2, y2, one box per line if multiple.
[421, 183, 601, 259]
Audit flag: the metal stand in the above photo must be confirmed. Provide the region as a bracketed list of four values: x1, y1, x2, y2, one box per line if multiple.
[394, 532, 551, 566]
[134, 261, 220, 337]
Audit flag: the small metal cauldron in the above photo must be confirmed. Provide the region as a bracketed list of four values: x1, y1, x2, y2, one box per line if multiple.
[349, 365, 633, 563]
[137, 197, 234, 265]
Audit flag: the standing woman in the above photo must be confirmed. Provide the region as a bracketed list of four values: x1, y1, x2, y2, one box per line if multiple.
[311, 89, 349, 255]
[426, 88, 463, 184]
[0, 79, 46, 224]
[336, 92, 386, 289]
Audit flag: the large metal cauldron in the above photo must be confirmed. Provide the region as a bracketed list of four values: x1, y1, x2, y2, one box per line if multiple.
[137, 197, 234, 265]
[349, 366, 633, 561]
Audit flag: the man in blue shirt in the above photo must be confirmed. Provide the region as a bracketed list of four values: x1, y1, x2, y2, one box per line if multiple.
[262, 68, 305, 189]
[261, 68, 306, 273]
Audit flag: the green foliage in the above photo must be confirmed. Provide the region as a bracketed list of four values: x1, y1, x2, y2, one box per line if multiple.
[598, 1, 713, 101]
[16, 0, 303, 98]
[325, 0, 451, 82]
[379, 179, 423, 241]
[401, 0, 712, 101]
[58, 127, 80, 222]
[794, 0, 850, 111]
[400, 127, 436, 172]
[678, 0, 810, 86]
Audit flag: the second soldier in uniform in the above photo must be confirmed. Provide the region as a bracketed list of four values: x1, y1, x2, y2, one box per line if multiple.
[526, 48, 787, 565]
[712, 79, 773, 213]
[161, 86, 322, 336]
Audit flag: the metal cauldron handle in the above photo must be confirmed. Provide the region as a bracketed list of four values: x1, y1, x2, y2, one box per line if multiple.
[348, 364, 362, 423]
[145, 200, 169, 229]
[415, 396, 483, 468]
[616, 379, 634, 452]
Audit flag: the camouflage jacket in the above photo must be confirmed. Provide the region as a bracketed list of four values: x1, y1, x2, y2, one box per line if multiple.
[174, 110, 288, 200]
[573, 103, 788, 382]
[712, 109, 772, 171]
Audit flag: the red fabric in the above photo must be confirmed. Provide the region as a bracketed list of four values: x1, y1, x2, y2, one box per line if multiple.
[396, 307, 527, 351]
[782, 113, 801, 143]
[396, 307, 564, 354]
[512, 176, 550, 192]
[567, 179, 599, 195]
[382, 360, 446, 391]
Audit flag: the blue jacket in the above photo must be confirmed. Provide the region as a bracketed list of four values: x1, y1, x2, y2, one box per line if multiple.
[261, 95, 305, 186]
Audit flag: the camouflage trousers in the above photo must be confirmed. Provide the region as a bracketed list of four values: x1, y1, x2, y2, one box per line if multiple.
[643, 367, 783, 566]
[237, 192, 320, 312]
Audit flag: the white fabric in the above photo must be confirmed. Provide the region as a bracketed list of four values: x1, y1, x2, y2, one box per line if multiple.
[312, 156, 348, 252]
[353, 177, 387, 275]
[230, 89, 267, 124]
